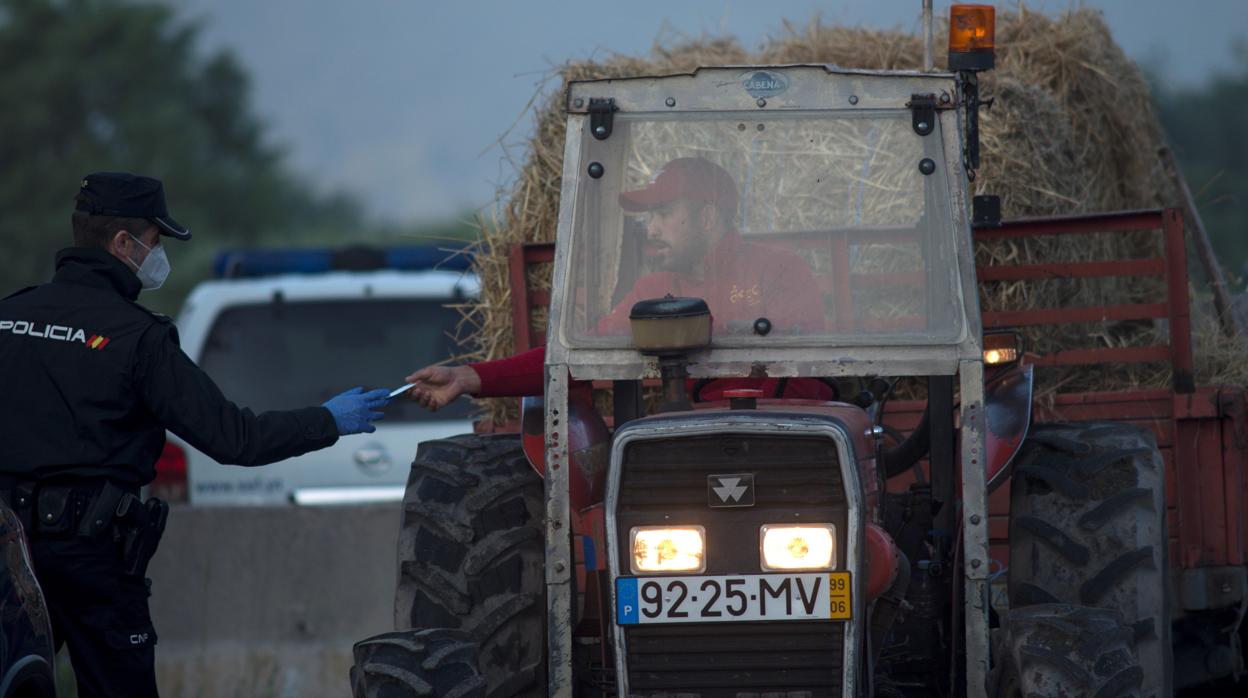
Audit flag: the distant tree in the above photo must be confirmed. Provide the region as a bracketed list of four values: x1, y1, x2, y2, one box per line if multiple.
[1155, 44, 1248, 284]
[0, 0, 363, 309]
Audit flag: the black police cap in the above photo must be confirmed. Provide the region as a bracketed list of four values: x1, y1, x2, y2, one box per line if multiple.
[75, 172, 191, 241]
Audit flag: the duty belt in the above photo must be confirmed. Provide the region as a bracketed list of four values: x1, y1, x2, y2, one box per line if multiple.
[0, 476, 168, 577]
[0, 477, 134, 537]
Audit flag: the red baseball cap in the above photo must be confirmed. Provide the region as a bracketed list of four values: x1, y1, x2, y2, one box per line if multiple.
[618, 157, 739, 213]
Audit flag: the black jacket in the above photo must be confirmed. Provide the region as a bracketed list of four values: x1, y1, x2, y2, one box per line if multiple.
[0, 247, 338, 485]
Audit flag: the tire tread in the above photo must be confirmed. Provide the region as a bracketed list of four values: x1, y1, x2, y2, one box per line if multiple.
[394, 434, 544, 698]
[1008, 422, 1171, 698]
[351, 629, 485, 698]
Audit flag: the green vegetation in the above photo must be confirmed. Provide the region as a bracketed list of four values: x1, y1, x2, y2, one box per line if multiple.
[0, 0, 476, 316]
[1154, 46, 1248, 286]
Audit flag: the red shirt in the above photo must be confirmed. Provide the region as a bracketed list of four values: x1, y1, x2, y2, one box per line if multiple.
[473, 233, 832, 400]
[591, 232, 825, 337]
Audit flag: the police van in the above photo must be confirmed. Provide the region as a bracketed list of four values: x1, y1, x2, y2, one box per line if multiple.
[152, 246, 477, 506]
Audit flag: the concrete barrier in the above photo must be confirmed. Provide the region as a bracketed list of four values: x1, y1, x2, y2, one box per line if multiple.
[147, 502, 402, 697]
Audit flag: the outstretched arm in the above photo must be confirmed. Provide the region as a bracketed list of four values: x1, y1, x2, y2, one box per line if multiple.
[403, 346, 546, 410]
[136, 322, 340, 467]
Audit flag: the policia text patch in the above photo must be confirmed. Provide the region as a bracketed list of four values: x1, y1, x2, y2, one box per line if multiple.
[0, 320, 109, 348]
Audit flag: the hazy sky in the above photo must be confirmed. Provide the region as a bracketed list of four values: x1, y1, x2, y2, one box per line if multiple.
[169, 0, 1246, 223]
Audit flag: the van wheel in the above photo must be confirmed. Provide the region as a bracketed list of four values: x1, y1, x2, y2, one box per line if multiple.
[350, 629, 486, 698]
[990, 604, 1143, 697]
[1009, 422, 1171, 697]
[393, 434, 545, 697]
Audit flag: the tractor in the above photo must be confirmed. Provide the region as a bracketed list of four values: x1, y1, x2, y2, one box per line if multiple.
[352, 6, 1247, 696]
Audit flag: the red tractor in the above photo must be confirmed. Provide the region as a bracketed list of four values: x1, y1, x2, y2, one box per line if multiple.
[352, 7, 1247, 697]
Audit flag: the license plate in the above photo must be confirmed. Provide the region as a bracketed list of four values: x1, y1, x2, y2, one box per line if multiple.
[616, 572, 851, 625]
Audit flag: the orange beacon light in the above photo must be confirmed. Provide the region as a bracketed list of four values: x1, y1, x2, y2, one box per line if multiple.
[949, 4, 995, 71]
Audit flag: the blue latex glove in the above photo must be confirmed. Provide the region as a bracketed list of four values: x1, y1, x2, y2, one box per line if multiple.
[322, 387, 391, 435]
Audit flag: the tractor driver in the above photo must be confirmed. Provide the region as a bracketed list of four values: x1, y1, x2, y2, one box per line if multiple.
[403, 156, 835, 409]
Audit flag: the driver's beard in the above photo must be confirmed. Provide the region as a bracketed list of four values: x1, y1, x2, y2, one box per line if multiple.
[663, 233, 709, 275]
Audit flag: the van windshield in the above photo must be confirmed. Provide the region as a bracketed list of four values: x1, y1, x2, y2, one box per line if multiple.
[197, 298, 473, 423]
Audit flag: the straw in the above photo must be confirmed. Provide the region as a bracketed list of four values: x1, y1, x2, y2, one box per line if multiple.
[458, 8, 1244, 424]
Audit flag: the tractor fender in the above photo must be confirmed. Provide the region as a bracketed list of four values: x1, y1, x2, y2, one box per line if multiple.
[521, 392, 610, 510]
[865, 523, 902, 600]
[984, 363, 1033, 492]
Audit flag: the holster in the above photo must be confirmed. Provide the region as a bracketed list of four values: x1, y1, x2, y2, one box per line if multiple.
[117, 497, 169, 578]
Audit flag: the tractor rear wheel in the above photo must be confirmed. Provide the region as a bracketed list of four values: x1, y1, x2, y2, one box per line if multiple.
[989, 604, 1144, 698]
[392, 434, 545, 697]
[1008, 422, 1172, 697]
[350, 629, 486, 698]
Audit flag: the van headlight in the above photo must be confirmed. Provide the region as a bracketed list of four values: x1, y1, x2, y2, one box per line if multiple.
[760, 524, 836, 571]
[630, 526, 706, 574]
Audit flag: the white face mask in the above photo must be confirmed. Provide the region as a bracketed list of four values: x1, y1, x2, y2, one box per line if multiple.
[125, 233, 171, 290]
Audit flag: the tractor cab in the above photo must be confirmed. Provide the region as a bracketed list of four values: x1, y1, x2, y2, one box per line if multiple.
[538, 64, 996, 697]
[551, 66, 978, 375]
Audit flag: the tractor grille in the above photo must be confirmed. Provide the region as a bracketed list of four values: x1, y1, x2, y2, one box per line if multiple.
[619, 433, 847, 513]
[617, 432, 849, 577]
[615, 429, 852, 695]
[625, 622, 845, 697]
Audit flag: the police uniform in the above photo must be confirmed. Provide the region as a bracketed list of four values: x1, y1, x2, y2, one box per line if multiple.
[0, 173, 340, 697]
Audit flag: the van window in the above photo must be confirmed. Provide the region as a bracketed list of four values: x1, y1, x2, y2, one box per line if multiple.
[197, 298, 474, 423]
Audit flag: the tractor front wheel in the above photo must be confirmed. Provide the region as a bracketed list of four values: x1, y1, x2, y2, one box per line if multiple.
[350, 629, 486, 698]
[392, 434, 546, 697]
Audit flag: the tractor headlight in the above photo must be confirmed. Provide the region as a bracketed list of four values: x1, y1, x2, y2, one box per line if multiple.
[760, 524, 836, 571]
[630, 526, 706, 574]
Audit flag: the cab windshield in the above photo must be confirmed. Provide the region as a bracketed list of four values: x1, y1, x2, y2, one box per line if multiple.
[564, 110, 965, 348]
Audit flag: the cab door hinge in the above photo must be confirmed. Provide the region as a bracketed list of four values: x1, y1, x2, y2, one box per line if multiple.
[908, 93, 938, 136]
[589, 98, 618, 140]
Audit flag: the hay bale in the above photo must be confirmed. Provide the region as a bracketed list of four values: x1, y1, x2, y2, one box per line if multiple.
[459, 8, 1244, 425]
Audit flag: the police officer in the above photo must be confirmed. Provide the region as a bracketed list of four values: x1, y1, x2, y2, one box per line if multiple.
[0, 172, 391, 697]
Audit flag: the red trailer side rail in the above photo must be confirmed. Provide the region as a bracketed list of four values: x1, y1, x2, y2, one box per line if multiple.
[508, 242, 555, 353]
[502, 208, 1248, 581]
